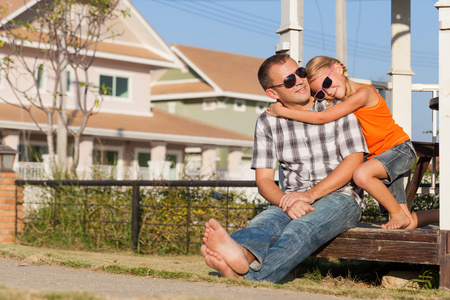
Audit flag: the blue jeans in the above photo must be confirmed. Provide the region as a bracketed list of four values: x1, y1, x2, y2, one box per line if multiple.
[230, 193, 360, 283]
[373, 140, 416, 205]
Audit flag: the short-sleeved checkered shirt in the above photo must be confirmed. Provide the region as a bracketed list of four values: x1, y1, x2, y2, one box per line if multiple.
[251, 100, 368, 205]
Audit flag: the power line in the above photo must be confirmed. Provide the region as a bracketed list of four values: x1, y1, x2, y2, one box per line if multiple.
[132, 0, 438, 67]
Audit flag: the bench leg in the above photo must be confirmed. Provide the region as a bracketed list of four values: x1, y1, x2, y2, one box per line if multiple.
[440, 230, 450, 289]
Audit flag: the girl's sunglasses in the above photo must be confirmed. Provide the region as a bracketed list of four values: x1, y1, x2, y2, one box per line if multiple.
[314, 65, 334, 101]
[269, 67, 307, 89]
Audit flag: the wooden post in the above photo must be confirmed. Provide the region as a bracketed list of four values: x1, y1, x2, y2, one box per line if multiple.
[0, 172, 24, 243]
[440, 231, 450, 289]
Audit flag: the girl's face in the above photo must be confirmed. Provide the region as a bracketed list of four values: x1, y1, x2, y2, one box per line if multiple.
[309, 64, 346, 101]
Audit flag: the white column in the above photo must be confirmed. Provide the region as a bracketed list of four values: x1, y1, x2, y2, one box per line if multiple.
[227, 147, 243, 180]
[388, 0, 414, 137]
[151, 142, 166, 162]
[201, 146, 217, 178]
[76, 136, 94, 179]
[148, 142, 170, 180]
[435, 0, 450, 230]
[1, 130, 20, 170]
[276, 0, 303, 65]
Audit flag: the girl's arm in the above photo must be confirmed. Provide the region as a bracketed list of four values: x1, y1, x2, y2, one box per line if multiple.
[267, 87, 371, 124]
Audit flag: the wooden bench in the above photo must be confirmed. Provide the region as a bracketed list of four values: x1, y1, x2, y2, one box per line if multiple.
[312, 141, 449, 289]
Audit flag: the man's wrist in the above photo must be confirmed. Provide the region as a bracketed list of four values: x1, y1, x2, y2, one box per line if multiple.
[306, 190, 318, 203]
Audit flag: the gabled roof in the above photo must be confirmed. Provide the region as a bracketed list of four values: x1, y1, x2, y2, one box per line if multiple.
[151, 44, 271, 102]
[0, 0, 32, 18]
[0, 103, 253, 147]
[0, 0, 182, 69]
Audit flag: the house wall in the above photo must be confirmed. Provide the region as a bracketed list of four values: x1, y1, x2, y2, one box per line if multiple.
[0, 49, 152, 118]
[90, 57, 152, 116]
[0, 48, 59, 107]
[153, 98, 267, 137]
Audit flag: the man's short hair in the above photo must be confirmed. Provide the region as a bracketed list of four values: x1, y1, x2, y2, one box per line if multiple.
[257, 53, 291, 91]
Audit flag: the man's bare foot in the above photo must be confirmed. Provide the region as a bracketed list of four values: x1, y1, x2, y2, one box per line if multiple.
[203, 218, 250, 274]
[404, 212, 418, 230]
[200, 245, 242, 279]
[381, 212, 411, 229]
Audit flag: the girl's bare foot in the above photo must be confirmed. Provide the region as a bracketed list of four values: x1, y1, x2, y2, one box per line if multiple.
[381, 212, 411, 229]
[200, 245, 242, 279]
[203, 218, 250, 274]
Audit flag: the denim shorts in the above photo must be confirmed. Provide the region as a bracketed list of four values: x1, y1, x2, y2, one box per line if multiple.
[372, 140, 416, 204]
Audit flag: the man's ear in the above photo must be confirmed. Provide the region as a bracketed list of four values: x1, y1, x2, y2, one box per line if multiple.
[265, 88, 279, 100]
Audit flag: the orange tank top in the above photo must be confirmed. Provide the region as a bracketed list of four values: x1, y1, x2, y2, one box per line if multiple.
[353, 85, 409, 159]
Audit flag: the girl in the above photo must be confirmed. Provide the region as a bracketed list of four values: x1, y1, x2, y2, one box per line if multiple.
[267, 55, 438, 229]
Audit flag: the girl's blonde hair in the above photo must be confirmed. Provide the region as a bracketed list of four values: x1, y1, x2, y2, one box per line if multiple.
[305, 56, 352, 104]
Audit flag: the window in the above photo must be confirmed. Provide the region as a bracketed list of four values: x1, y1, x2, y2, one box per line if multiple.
[166, 154, 177, 168]
[202, 98, 216, 111]
[137, 152, 151, 167]
[66, 70, 71, 92]
[256, 102, 267, 114]
[94, 149, 119, 165]
[234, 99, 246, 112]
[36, 64, 45, 89]
[99, 75, 129, 98]
[18, 144, 48, 162]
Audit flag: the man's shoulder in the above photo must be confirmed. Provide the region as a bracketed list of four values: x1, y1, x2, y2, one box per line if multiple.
[256, 111, 275, 126]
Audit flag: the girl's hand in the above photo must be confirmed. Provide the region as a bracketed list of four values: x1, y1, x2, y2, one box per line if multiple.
[266, 101, 285, 117]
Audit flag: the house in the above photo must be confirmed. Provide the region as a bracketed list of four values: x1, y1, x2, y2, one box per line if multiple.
[0, 0, 253, 180]
[151, 44, 272, 138]
[151, 44, 274, 175]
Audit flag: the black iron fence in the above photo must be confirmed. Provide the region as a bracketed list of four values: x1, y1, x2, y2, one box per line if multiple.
[15, 180, 267, 254]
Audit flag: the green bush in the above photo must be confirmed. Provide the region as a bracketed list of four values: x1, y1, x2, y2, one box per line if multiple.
[18, 183, 267, 254]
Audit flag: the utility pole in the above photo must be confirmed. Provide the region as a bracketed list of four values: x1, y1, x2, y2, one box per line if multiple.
[276, 0, 304, 65]
[336, 0, 347, 65]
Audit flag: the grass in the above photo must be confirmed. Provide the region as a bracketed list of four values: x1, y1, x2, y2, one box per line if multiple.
[1, 244, 450, 300]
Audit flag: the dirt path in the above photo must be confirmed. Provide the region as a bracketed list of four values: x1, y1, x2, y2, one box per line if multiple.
[0, 258, 354, 300]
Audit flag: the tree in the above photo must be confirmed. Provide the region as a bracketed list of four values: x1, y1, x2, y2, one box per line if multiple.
[0, 0, 128, 176]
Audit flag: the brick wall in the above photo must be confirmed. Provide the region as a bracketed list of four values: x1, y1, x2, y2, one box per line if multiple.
[0, 172, 24, 243]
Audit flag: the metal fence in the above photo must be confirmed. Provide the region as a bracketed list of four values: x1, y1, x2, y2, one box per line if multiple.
[15, 180, 266, 254]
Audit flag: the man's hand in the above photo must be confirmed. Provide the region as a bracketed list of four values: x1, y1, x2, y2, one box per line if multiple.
[279, 191, 315, 211]
[285, 200, 315, 219]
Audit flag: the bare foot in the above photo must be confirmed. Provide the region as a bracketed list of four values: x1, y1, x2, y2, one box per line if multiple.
[200, 245, 242, 279]
[381, 212, 411, 229]
[203, 218, 250, 274]
[405, 212, 418, 230]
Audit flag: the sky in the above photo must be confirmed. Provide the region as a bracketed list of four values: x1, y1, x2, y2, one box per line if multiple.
[130, 0, 440, 142]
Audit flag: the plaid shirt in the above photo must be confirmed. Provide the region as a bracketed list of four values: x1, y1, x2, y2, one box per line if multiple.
[251, 100, 368, 205]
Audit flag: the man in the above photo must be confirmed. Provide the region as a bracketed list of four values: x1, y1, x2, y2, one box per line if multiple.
[201, 54, 368, 283]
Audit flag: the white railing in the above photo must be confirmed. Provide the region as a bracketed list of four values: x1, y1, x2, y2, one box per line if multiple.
[16, 162, 47, 180]
[14, 162, 236, 181]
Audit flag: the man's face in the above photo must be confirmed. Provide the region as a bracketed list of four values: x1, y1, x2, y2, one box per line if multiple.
[266, 58, 312, 109]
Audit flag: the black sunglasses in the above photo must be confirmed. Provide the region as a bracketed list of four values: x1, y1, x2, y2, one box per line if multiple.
[314, 65, 334, 101]
[269, 67, 307, 89]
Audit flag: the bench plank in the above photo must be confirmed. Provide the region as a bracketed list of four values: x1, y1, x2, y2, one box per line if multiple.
[313, 223, 440, 265]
